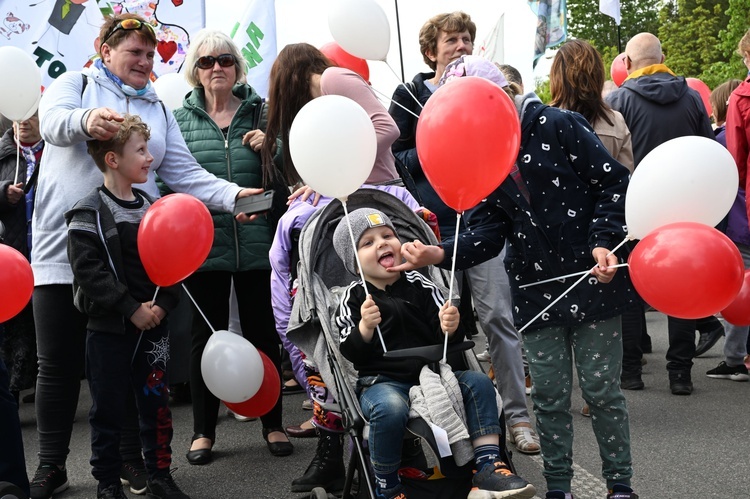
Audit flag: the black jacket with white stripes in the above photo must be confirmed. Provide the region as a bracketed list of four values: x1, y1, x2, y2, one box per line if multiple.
[336, 270, 463, 384]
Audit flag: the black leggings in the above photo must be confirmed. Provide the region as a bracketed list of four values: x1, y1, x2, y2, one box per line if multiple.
[186, 270, 282, 438]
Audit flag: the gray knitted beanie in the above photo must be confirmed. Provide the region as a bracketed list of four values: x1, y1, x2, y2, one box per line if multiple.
[332, 208, 397, 276]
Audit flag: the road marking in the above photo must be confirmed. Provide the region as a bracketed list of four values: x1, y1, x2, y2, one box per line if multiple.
[529, 454, 608, 498]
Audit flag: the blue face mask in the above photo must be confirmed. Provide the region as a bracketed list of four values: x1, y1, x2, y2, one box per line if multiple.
[95, 58, 151, 96]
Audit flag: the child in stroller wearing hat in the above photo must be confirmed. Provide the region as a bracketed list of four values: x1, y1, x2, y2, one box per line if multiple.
[333, 207, 535, 499]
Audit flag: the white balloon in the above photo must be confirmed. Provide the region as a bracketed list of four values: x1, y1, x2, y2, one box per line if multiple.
[328, 0, 390, 61]
[625, 136, 739, 240]
[201, 330, 264, 403]
[152, 72, 192, 111]
[289, 95, 376, 200]
[0, 46, 41, 121]
[20, 93, 41, 121]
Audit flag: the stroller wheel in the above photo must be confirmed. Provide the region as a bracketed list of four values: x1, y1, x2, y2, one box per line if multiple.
[0, 481, 27, 499]
[308, 487, 334, 499]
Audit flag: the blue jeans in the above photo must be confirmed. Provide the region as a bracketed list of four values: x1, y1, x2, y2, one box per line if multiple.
[358, 370, 501, 475]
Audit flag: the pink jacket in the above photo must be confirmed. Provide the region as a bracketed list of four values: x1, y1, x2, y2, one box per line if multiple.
[320, 67, 400, 183]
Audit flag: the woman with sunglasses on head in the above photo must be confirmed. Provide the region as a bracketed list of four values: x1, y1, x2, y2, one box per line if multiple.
[31, 13, 263, 499]
[168, 28, 291, 464]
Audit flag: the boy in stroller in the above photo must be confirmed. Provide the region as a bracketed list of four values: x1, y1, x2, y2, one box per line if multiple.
[332, 208, 535, 499]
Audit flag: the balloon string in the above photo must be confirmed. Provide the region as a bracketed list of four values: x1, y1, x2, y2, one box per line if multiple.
[181, 283, 215, 333]
[519, 263, 629, 289]
[131, 286, 160, 365]
[517, 235, 632, 333]
[342, 200, 388, 353]
[370, 86, 420, 119]
[14, 140, 20, 185]
[384, 61, 424, 109]
[443, 212, 461, 363]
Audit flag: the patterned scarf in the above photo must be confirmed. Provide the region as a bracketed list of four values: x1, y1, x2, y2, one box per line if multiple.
[95, 58, 151, 96]
[16, 138, 44, 253]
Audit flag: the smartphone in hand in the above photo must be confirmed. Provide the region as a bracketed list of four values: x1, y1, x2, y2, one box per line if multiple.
[233, 190, 275, 216]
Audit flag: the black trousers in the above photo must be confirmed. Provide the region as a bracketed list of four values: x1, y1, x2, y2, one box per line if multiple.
[621, 303, 645, 378]
[86, 324, 172, 485]
[666, 315, 722, 374]
[32, 285, 142, 466]
[186, 270, 282, 438]
[0, 340, 29, 495]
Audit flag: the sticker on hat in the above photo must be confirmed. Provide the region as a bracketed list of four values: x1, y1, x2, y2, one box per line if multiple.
[366, 212, 386, 227]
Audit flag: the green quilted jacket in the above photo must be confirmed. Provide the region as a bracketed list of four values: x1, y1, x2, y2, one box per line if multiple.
[166, 83, 282, 272]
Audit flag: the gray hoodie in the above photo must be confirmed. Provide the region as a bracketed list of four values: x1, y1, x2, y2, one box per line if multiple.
[33, 65, 242, 286]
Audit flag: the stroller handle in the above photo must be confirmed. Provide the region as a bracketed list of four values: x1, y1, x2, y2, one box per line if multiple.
[382, 341, 474, 364]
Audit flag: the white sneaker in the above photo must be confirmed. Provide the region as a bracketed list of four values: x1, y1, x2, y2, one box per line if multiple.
[475, 350, 492, 362]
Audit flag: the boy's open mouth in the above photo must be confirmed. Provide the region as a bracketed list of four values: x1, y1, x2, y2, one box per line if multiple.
[378, 251, 395, 268]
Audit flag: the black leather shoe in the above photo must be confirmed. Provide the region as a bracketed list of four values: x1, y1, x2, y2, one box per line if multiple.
[695, 326, 724, 357]
[186, 433, 214, 465]
[262, 427, 294, 456]
[282, 381, 305, 395]
[286, 423, 317, 438]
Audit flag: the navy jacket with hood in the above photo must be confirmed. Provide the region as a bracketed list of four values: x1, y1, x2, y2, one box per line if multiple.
[606, 70, 714, 166]
[389, 71, 461, 234]
[441, 93, 636, 331]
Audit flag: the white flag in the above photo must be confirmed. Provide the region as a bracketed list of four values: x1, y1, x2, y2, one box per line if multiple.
[599, 0, 621, 25]
[477, 13, 505, 64]
[0, 1, 103, 89]
[230, 0, 277, 99]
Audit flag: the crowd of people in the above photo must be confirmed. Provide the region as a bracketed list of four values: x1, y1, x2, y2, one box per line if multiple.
[1, 8, 749, 499]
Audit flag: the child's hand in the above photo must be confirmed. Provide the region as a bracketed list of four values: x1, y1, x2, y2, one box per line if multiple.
[131, 303, 161, 331]
[591, 247, 618, 283]
[151, 304, 167, 321]
[359, 295, 381, 337]
[439, 301, 459, 335]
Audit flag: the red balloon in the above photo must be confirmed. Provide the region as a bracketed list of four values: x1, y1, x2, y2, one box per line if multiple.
[320, 42, 370, 82]
[628, 222, 743, 319]
[415, 77, 520, 212]
[610, 53, 628, 87]
[137, 193, 213, 287]
[721, 269, 750, 326]
[0, 245, 34, 322]
[224, 351, 280, 418]
[686, 78, 712, 117]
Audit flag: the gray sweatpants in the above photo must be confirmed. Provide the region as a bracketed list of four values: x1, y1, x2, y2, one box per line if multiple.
[459, 248, 531, 427]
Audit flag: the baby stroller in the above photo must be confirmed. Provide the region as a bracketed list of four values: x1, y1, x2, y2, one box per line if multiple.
[287, 189, 516, 499]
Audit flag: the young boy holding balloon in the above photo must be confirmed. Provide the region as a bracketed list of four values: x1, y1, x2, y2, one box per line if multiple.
[65, 114, 188, 499]
[332, 207, 535, 499]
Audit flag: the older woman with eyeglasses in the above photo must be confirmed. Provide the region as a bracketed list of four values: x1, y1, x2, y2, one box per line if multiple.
[31, 13, 264, 499]
[167, 28, 291, 464]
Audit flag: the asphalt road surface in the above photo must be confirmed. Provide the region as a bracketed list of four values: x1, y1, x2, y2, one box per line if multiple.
[17, 311, 749, 498]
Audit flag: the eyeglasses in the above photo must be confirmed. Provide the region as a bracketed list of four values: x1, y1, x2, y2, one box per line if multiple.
[101, 19, 154, 47]
[195, 54, 236, 70]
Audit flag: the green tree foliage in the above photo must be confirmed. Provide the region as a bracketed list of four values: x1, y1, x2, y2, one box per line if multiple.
[700, 0, 750, 86]
[567, 0, 661, 70]
[538, 0, 750, 95]
[658, 0, 731, 85]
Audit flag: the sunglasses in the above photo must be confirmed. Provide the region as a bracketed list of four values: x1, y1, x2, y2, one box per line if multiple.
[101, 19, 154, 47]
[195, 53, 236, 70]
